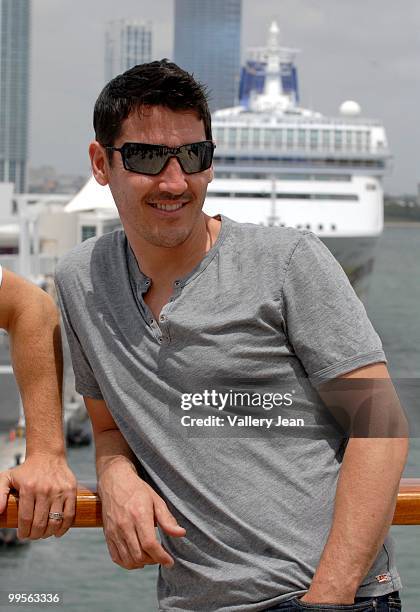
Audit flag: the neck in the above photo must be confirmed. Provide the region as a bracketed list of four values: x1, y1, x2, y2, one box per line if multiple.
[127, 213, 221, 284]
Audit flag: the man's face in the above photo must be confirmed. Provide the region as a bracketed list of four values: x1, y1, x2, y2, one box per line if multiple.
[96, 105, 213, 248]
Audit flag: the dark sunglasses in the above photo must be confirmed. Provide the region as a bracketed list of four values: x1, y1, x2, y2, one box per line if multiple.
[104, 140, 215, 176]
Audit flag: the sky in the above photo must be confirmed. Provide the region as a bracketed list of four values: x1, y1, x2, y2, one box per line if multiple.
[30, 0, 420, 194]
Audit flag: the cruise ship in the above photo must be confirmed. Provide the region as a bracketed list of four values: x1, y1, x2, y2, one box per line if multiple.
[203, 22, 391, 299]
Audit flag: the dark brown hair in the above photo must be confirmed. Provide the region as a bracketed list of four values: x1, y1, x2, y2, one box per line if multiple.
[93, 59, 212, 161]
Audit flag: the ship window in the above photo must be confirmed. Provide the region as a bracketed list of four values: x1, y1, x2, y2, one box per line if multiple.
[310, 130, 319, 150]
[298, 129, 306, 147]
[207, 192, 358, 200]
[318, 224, 324, 231]
[322, 130, 331, 150]
[334, 130, 343, 151]
[228, 128, 237, 147]
[331, 224, 337, 231]
[274, 130, 283, 147]
[286, 129, 294, 147]
[264, 130, 272, 147]
[252, 128, 260, 147]
[366, 183, 377, 191]
[305, 224, 311, 230]
[213, 127, 223, 145]
[81, 225, 97, 242]
[240, 128, 249, 146]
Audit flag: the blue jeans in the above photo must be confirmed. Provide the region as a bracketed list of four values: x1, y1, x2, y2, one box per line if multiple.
[265, 591, 401, 611]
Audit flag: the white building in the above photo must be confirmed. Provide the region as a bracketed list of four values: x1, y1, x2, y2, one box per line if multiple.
[105, 19, 152, 82]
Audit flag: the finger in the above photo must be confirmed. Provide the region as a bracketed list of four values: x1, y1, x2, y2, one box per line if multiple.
[141, 552, 159, 565]
[17, 491, 35, 539]
[0, 471, 11, 514]
[154, 499, 186, 537]
[122, 527, 158, 568]
[54, 493, 76, 538]
[129, 494, 174, 566]
[28, 495, 50, 539]
[122, 498, 174, 566]
[110, 535, 142, 570]
[135, 522, 174, 567]
[41, 502, 66, 539]
[106, 538, 125, 567]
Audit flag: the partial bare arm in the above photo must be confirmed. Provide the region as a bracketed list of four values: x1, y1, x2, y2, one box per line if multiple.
[0, 268, 76, 539]
[302, 363, 408, 604]
[85, 397, 186, 570]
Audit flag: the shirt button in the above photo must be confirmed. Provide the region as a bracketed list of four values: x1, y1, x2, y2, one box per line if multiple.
[174, 280, 180, 287]
[145, 280, 151, 286]
[149, 318, 154, 324]
[158, 337, 163, 343]
[159, 315, 166, 322]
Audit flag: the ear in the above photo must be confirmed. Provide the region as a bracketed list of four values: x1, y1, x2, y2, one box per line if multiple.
[89, 141, 110, 186]
[208, 163, 214, 184]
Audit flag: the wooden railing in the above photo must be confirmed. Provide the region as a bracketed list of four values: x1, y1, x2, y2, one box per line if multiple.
[1, 479, 420, 528]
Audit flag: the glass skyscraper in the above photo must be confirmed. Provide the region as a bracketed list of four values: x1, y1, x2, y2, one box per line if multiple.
[105, 20, 152, 82]
[0, 0, 30, 193]
[174, 0, 242, 111]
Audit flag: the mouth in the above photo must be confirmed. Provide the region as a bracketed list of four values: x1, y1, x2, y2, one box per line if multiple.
[148, 201, 187, 214]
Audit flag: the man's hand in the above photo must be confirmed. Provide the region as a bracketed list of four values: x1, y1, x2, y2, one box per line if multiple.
[300, 590, 355, 604]
[0, 454, 77, 539]
[98, 461, 186, 570]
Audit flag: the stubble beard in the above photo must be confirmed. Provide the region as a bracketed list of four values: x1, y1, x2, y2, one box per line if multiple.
[140, 223, 192, 248]
[132, 204, 204, 248]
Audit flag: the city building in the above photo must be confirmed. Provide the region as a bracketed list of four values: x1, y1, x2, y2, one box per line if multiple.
[174, 0, 242, 111]
[0, 0, 31, 193]
[105, 19, 152, 82]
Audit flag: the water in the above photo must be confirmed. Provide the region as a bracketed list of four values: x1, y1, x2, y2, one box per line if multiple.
[366, 226, 420, 610]
[0, 226, 419, 611]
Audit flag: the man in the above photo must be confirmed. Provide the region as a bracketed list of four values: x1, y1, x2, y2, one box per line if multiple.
[0, 266, 76, 539]
[55, 60, 407, 611]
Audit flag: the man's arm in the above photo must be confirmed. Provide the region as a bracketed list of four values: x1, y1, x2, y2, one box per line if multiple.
[302, 362, 408, 604]
[85, 397, 186, 570]
[0, 268, 76, 539]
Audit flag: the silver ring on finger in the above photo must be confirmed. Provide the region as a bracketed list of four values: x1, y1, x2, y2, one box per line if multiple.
[48, 511, 64, 521]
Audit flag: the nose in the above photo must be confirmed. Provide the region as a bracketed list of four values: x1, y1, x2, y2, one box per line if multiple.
[158, 156, 188, 194]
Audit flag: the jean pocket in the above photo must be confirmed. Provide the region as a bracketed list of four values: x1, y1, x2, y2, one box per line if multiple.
[387, 596, 402, 612]
[289, 597, 375, 611]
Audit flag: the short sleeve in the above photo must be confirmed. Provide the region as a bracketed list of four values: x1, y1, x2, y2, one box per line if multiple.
[281, 232, 386, 387]
[55, 275, 104, 400]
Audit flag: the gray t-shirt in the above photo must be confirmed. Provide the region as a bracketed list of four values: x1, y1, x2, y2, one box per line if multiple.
[55, 216, 400, 611]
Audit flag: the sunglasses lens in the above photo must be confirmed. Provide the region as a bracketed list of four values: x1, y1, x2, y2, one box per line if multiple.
[121, 141, 214, 175]
[123, 143, 166, 175]
[178, 142, 214, 174]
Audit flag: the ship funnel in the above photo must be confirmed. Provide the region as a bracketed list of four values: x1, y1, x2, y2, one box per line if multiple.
[264, 21, 283, 99]
[247, 21, 300, 113]
[268, 21, 280, 48]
